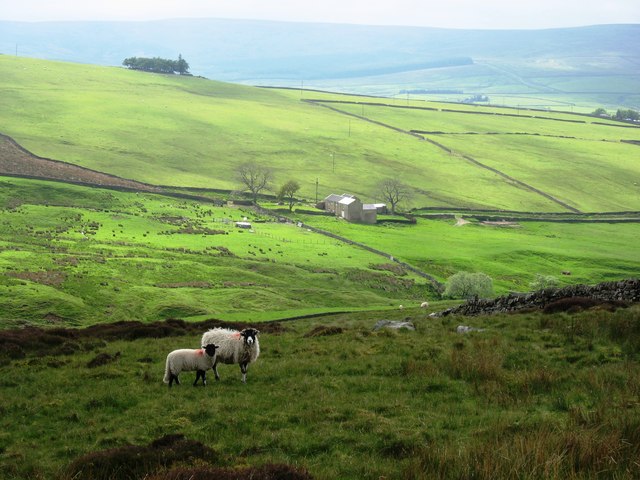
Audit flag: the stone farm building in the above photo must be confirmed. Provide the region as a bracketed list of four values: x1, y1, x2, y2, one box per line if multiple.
[321, 193, 386, 224]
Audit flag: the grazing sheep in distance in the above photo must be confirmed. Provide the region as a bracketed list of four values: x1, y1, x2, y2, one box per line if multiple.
[201, 328, 260, 383]
[420, 301, 429, 308]
[163, 343, 219, 388]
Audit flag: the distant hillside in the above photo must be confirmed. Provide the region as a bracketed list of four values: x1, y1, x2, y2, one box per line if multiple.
[1, 56, 639, 214]
[1, 19, 639, 108]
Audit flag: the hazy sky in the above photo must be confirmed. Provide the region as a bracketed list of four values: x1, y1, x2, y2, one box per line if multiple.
[1, 0, 638, 29]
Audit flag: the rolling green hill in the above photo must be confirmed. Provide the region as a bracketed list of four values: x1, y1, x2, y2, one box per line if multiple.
[1, 56, 639, 213]
[1, 20, 638, 110]
[0, 177, 438, 327]
[0, 55, 638, 480]
[0, 56, 638, 328]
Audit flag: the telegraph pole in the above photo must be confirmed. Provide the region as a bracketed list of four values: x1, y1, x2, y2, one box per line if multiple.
[315, 178, 319, 204]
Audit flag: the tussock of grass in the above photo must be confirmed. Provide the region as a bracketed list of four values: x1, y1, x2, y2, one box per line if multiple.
[148, 464, 314, 480]
[62, 434, 221, 480]
[4, 307, 638, 479]
[405, 417, 640, 479]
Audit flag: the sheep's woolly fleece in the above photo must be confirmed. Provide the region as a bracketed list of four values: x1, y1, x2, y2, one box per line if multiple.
[201, 328, 260, 383]
[201, 328, 260, 366]
[163, 347, 217, 384]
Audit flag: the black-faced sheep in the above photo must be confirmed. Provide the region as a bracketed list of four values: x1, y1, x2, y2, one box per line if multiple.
[200, 328, 260, 383]
[163, 343, 219, 388]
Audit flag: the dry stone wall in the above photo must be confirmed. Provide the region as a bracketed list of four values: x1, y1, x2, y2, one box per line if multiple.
[435, 278, 640, 317]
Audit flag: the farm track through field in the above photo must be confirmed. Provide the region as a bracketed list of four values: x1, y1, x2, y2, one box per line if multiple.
[305, 99, 582, 213]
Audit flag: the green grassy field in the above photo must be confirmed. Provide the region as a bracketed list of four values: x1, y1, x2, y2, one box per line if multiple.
[318, 100, 640, 212]
[286, 211, 640, 292]
[1, 306, 638, 479]
[297, 60, 640, 113]
[1, 176, 637, 329]
[1, 53, 639, 480]
[2, 56, 639, 213]
[0, 177, 437, 327]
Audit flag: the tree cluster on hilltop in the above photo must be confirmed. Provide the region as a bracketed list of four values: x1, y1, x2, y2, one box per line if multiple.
[592, 107, 639, 122]
[614, 108, 639, 122]
[122, 54, 190, 75]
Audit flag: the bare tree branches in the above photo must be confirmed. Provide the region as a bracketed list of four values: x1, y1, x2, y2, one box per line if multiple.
[376, 178, 412, 214]
[237, 162, 272, 204]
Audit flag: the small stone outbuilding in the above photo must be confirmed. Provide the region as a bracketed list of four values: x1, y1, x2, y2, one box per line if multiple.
[321, 193, 384, 224]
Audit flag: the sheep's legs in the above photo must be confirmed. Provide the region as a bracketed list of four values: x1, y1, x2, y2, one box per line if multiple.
[193, 369, 208, 386]
[213, 362, 220, 381]
[240, 362, 248, 383]
[169, 373, 180, 388]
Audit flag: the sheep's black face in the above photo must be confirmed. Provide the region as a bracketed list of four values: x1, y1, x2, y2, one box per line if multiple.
[203, 344, 219, 357]
[241, 328, 259, 346]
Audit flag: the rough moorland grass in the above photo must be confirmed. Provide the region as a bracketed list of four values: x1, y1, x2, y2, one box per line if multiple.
[0, 306, 638, 479]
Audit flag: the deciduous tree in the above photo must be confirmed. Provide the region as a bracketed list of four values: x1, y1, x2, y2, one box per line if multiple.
[376, 178, 411, 214]
[278, 180, 301, 211]
[237, 162, 272, 204]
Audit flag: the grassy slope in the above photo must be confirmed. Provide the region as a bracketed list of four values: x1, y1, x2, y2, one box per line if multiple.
[287, 213, 640, 292]
[1, 307, 638, 479]
[1, 176, 638, 328]
[323, 100, 640, 212]
[3, 56, 639, 213]
[0, 177, 435, 327]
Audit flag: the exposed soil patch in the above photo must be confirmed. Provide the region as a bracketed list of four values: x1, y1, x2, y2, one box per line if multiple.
[455, 216, 470, 226]
[156, 281, 212, 288]
[0, 133, 161, 192]
[6, 270, 67, 287]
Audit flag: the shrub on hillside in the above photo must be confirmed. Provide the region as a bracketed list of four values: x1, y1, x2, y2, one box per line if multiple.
[443, 271, 494, 299]
[530, 273, 559, 291]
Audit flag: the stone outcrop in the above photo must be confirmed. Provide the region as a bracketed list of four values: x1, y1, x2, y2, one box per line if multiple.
[373, 320, 416, 331]
[434, 278, 639, 317]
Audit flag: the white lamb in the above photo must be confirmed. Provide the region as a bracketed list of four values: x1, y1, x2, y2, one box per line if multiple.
[200, 327, 260, 383]
[163, 343, 219, 388]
